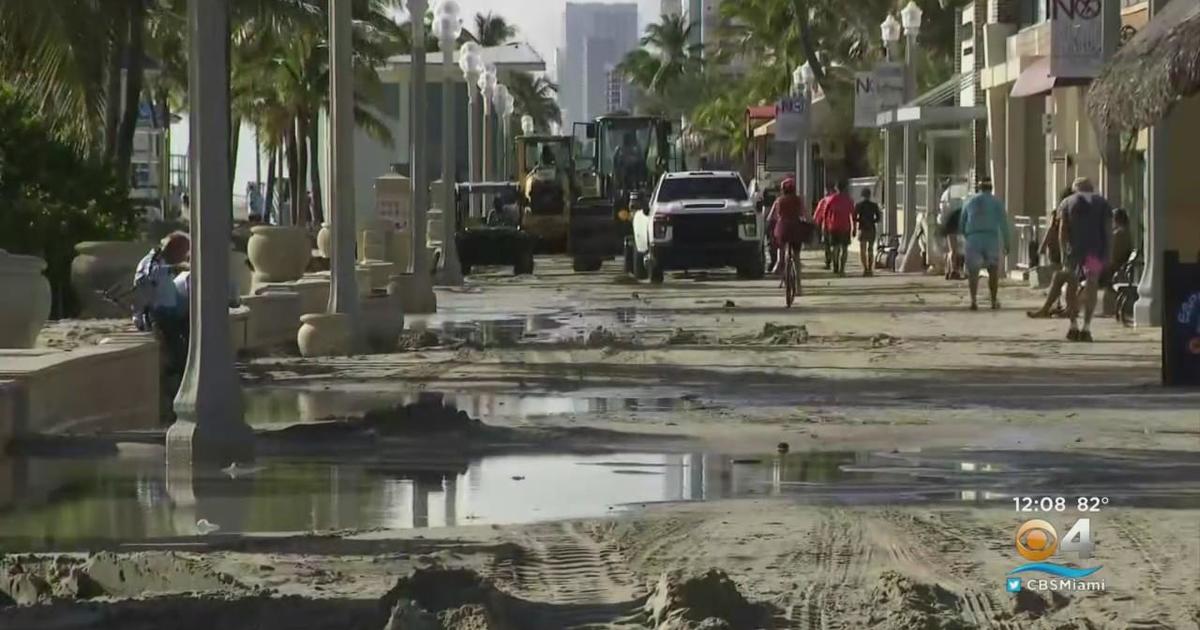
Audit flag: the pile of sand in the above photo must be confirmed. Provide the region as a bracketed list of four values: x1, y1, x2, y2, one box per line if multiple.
[666, 328, 708, 346]
[643, 569, 771, 630]
[398, 330, 444, 351]
[380, 568, 511, 630]
[866, 571, 964, 630]
[0, 552, 247, 606]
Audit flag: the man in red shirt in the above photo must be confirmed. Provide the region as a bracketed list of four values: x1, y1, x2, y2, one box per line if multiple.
[812, 183, 836, 270]
[823, 181, 855, 275]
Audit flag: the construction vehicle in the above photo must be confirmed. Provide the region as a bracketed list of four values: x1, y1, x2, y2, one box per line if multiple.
[514, 134, 575, 253]
[568, 113, 679, 272]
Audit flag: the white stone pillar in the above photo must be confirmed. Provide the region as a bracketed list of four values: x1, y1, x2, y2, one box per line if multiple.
[409, 0, 429, 278]
[1134, 119, 1167, 326]
[169, 0, 252, 462]
[327, 0, 361, 338]
[470, 93, 482, 217]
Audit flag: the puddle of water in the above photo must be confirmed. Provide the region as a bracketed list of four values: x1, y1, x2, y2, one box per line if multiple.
[0, 448, 1196, 550]
[243, 387, 695, 427]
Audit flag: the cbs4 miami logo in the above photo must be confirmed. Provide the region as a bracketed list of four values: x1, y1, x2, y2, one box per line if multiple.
[1007, 518, 1103, 593]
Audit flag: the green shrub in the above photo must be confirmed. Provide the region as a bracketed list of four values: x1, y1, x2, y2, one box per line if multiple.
[0, 85, 140, 317]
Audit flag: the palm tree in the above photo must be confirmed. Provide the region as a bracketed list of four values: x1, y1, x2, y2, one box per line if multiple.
[504, 72, 560, 133]
[617, 13, 705, 117]
[469, 12, 517, 47]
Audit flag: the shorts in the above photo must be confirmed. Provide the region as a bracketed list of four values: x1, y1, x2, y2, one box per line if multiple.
[964, 236, 1001, 272]
[858, 227, 877, 243]
[774, 220, 814, 250]
[827, 231, 851, 247]
[1067, 254, 1105, 281]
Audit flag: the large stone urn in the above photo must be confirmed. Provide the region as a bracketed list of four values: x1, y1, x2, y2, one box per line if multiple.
[70, 240, 152, 318]
[247, 226, 311, 283]
[297, 312, 350, 357]
[316, 222, 333, 259]
[0, 250, 52, 348]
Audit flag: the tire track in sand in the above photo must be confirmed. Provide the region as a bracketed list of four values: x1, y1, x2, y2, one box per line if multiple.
[782, 509, 869, 630]
[490, 522, 645, 629]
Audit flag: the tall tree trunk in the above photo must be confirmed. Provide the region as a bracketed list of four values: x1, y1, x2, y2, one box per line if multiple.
[103, 26, 126, 164]
[295, 114, 310, 226]
[286, 121, 300, 225]
[114, 0, 146, 183]
[230, 113, 242, 199]
[792, 0, 827, 86]
[264, 145, 277, 224]
[308, 118, 324, 225]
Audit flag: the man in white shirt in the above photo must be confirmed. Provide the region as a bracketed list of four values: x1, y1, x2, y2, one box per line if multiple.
[132, 232, 190, 373]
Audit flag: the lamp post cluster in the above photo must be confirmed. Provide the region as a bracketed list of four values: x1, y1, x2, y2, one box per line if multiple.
[880, 1, 923, 242]
[791, 61, 816, 206]
[436, 0, 463, 285]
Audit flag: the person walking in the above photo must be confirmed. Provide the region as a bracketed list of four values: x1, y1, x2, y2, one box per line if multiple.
[960, 176, 1011, 311]
[1058, 177, 1113, 342]
[853, 188, 882, 276]
[1027, 188, 1076, 319]
[938, 182, 966, 280]
[824, 181, 855, 276]
[812, 184, 836, 270]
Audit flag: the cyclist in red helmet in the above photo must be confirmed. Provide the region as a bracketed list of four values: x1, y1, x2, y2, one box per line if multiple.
[766, 177, 811, 273]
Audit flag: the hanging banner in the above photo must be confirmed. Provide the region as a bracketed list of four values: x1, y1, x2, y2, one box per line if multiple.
[1050, 0, 1104, 78]
[774, 93, 811, 142]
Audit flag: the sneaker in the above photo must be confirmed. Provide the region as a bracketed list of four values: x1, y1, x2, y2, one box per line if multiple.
[1079, 330, 1094, 342]
[1027, 309, 1051, 319]
[969, 302, 979, 311]
[991, 300, 1001, 311]
[1067, 328, 1081, 342]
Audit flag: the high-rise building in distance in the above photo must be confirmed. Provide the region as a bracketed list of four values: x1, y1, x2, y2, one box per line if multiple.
[559, 2, 639, 126]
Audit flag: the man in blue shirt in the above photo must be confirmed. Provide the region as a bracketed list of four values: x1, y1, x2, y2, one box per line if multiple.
[960, 176, 1012, 311]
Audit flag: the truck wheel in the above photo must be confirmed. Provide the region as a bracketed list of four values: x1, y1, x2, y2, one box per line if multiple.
[634, 250, 649, 280]
[573, 257, 602, 273]
[737, 251, 766, 280]
[648, 258, 665, 284]
[514, 250, 535, 276]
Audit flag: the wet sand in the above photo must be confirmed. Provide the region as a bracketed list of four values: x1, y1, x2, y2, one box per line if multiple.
[8, 254, 1199, 629]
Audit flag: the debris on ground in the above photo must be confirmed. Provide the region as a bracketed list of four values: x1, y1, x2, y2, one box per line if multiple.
[585, 326, 619, 348]
[756, 323, 809, 345]
[870, 333, 900, 348]
[363, 395, 482, 435]
[723, 300, 736, 309]
[866, 571, 965, 630]
[666, 328, 707, 345]
[643, 569, 772, 630]
[379, 568, 511, 630]
[398, 330, 444, 351]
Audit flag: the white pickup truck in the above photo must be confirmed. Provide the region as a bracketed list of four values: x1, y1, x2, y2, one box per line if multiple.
[625, 171, 765, 284]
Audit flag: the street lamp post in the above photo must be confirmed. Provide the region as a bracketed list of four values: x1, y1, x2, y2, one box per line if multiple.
[881, 14, 901, 238]
[408, 0, 430, 280]
[436, 2, 463, 285]
[477, 64, 498, 209]
[493, 84, 511, 180]
[169, 0, 252, 463]
[459, 42, 483, 218]
[792, 62, 816, 206]
[327, 0, 360, 342]
[900, 1, 922, 246]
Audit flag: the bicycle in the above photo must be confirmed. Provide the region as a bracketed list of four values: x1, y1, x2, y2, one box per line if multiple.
[783, 243, 801, 308]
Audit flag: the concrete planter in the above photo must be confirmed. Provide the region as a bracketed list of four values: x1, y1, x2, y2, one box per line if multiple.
[361, 291, 404, 353]
[387, 273, 436, 314]
[247, 226, 311, 283]
[297, 312, 350, 358]
[316, 222, 332, 259]
[358, 260, 395, 293]
[70, 240, 151, 318]
[0, 250, 52, 348]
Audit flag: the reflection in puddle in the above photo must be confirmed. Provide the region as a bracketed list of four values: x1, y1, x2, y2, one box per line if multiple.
[0, 448, 1196, 550]
[243, 387, 694, 427]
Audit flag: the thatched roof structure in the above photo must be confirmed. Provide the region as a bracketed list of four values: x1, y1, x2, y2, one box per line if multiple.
[1088, 0, 1200, 132]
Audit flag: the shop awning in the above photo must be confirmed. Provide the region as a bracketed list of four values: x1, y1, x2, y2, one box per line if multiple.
[1010, 56, 1090, 98]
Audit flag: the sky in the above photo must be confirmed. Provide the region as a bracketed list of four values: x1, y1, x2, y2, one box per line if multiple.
[421, 0, 660, 78]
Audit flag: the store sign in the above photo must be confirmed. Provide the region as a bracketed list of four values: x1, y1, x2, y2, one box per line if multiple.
[775, 93, 811, 142]
[854, 64, 905, 128]
[1049, 0, 1104, 78]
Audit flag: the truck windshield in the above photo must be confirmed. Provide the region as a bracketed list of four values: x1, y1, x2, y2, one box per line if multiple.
[655, 177, 748, 203]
